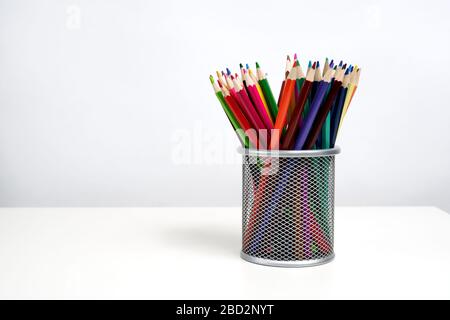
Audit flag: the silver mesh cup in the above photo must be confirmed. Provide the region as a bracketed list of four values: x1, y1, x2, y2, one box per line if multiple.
[239, 147, 340, 267]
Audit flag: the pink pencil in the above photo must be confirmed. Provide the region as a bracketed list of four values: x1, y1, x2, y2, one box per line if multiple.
[243, 69, 274, 130]
[225, 74, 259, 130]
[231, 76, 267, 136]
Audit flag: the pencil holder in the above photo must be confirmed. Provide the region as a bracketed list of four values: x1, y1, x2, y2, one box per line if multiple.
[239, 147, 340, 267]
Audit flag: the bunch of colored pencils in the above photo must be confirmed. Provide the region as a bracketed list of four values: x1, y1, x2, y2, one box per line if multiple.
[209, 55, 360, 150]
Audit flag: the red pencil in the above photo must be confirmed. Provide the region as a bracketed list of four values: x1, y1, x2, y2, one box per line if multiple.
[225, 74, 257, 129]
[231, 75, 269, 148]
[288, 57, 304, 122]
[221, 85, 262, 149]
[243, 69, 273, 130]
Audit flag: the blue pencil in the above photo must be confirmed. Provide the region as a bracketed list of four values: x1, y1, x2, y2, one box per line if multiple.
[293, 71, 333, 150]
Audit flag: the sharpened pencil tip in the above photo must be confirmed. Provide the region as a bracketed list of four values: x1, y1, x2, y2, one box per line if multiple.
[312, 61, 316, 69]
[209, 75, 214, 84]
[255, 62, 260, 68]
[339, 60, 343, 67]
[308, 61, 312, 68]
[287, 55, 291, 61]
[246, 63, 250, 69]
[226, 68, 231, 75]
[239, 63, 243, 69]
[294, 53, 297, 60]
[317, 61, 320, 68]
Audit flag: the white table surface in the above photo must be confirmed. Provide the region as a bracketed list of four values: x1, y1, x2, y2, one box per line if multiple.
[0, 207, 449, 300]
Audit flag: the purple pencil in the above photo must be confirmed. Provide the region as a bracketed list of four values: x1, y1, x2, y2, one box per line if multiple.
[293, 69, 334, 150]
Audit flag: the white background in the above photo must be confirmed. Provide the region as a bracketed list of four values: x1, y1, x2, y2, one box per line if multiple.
[1, 0, 449, 211]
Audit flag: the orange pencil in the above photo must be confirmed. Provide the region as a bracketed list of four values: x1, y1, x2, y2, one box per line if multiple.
[277, 55, 292, 106]
[270, 64, 297, 149]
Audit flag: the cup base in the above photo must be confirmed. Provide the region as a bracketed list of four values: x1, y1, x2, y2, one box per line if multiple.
[240, 251, 335, 268]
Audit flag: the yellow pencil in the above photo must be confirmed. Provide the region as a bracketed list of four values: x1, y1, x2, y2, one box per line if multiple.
[337, 67, 360, 132]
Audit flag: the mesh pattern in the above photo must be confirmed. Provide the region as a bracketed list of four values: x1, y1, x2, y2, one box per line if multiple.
[242, 154, 335, 262]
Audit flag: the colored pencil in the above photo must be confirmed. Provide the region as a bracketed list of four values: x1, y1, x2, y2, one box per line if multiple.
[243, 69, 274, 130]
[313, 61, 323, 148]
[231, 75, 268, 135]
[337, 67, 360, 132]
[320, 58, 333, 149]
[304, 67, 344, 150]
[248, 68, 271, 123]
[288, 55, 302, 121]
[301, 61, 313, 120]
[226, 74, 267, 148]
[216, 71, 228, 90]
[322, 59, 340, 149]
[256, 62, 279, 121]
[210, 76, 247, 147]
[330, 70, 350, 147]
[281, 66, 315, 149]
[289, 59, 305, 121]
[293, 69, 334, 150]
[247, 63, 271, 117]
[311, 61, 322, 99]
[248, 65, 259, 84]
[322, 57, 329, 76]
[220, 84, 262, 149]
[277, 55, 292, 105]
[271, 65, 297, 149]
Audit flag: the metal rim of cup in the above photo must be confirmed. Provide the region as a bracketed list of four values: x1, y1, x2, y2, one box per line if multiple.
[237, 146, 341, 158]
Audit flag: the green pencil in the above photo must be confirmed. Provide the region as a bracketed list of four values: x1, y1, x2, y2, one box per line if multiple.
[321, 59, 332, 149]
[256, 62, 278, 121]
